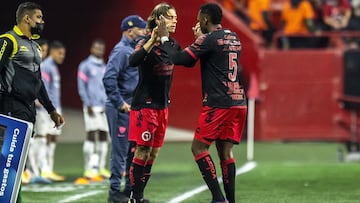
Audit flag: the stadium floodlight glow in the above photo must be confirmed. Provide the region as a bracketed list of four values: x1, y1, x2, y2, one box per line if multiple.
[0, 114, 33, 203]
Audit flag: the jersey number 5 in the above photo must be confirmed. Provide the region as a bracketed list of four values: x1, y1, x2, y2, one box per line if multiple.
[228, 52, 238, 82]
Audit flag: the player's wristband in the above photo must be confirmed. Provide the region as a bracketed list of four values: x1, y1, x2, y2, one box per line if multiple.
[161, 36, 169, 44]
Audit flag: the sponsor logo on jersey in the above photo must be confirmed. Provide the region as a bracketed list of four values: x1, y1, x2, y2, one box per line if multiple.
[19, 46, 29, 52]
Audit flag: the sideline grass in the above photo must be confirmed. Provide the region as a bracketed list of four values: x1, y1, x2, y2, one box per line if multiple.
[22, 142, 360, 203]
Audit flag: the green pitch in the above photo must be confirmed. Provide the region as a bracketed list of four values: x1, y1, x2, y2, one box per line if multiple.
[22, 142, 360, 203]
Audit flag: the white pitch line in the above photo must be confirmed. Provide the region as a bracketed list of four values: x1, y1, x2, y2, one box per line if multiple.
[167, 161, 257, 203]
[57, 190, 103, 203]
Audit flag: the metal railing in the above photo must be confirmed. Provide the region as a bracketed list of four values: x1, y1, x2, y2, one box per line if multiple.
[271, 30, 360, 49]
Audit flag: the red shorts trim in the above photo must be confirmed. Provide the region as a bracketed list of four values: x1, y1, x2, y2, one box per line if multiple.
[129, 108, 169, 148]
[194, 106, 247, 145]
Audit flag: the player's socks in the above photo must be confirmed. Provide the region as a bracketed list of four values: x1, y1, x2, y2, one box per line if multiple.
[26, 138, 38, 176]
[143, 159, 153, 189]
[98, 141, 108, 174]
[124, 141, 136, 197]
[83, 140, 95, 172]
[47, 142, 56, 172]
[129, 157, 146, 200]
[195, 151, 225, 201]
[221, 158, 236, 203]
[33, 136, 47, 176]
[86, 154, 100, 177]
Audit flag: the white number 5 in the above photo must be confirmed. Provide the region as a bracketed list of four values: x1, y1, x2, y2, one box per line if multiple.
[228, 52, 237, 82]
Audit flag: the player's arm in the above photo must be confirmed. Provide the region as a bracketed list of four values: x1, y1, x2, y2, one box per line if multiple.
[38, 85, 64, 128]
[164, 34, 210, 67]
[37, 73, 56, 114]
[103, 49, 127, 111]
[77, 62, 96, 115]
[77, 62, 91, 106]
[143, 28, 158, 53]
[341, 3, 352, 28]
[164, 44, 197, 67]
[128, 47, 147, 67]
[0, 36, 14, 72]
[129, 31, 158, 67]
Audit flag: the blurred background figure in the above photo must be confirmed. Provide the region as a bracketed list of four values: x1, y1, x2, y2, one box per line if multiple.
[221, 0, 250, 24]
[38, 38, 49, 59]
[247, 0, 274, 47]
[37, 41, 66, 182]
[310, 0, 327, 30]
[347, 0, 360, 31]
[280, 0, 315, 49]
[76, 39, 110, 184]
[103, 15, 147, 203]
[23, 38, 52, 185]
[323, 0, 352, 30]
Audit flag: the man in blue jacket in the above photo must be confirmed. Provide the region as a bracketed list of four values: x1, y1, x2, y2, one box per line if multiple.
[103, 15, 146, 203]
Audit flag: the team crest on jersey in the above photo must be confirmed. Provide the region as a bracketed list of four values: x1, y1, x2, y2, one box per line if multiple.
[141, 131, 151, 142]
[19, 45, 29, 52]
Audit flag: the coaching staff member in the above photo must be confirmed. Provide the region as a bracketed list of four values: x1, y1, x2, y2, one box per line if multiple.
[0, 2, 64, 202]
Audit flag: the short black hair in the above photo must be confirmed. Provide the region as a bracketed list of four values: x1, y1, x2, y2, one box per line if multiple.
[200, 3, 222, 24]
[36, 38, 48, 46]
[16, 2, 42, 24]
[49, 40, 65, 50]
[92, 38, 105, 46]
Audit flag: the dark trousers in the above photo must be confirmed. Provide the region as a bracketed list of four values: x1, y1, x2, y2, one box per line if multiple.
[0, 94, 36, 123]
[105, 104, 131, 193]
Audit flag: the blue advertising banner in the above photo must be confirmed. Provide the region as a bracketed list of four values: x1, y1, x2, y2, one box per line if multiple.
[0, 114, 33, 203]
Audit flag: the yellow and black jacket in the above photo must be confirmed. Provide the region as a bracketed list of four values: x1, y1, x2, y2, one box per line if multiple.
[0, 26, 55, 113]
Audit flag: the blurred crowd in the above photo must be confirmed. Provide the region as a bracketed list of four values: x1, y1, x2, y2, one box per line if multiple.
[220, 0, 360, 49]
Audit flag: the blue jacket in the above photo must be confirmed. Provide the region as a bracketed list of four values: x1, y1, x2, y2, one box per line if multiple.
[103, 35, 139, 109]
[77, 55, 107, 107]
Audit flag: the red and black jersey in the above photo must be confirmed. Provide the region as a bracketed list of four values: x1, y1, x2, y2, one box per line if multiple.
[179, 28, 246, 108]
[129, 35, 181, 110]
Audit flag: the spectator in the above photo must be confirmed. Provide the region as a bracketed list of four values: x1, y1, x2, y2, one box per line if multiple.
[323, 0, 352, 30]
[248, 0, 274, 46]
[221, 0, 250, 24]
[310, 0, 328, 30]
[347, 0, 360, 30]
[280, 0, 315, 49]
[309, 0, 331, 47]
[346, 0, 360, 45]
